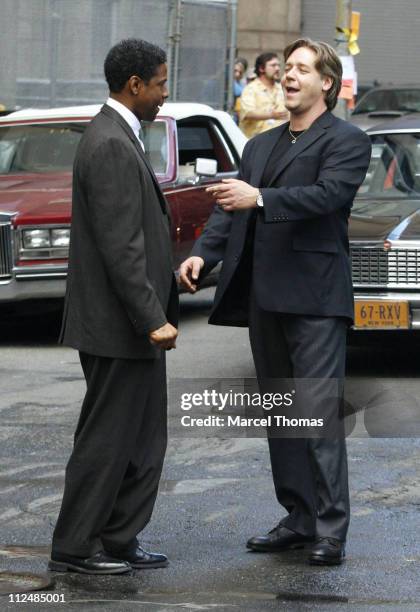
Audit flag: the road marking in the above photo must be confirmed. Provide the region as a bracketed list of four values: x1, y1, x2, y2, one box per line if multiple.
[162, 478, 238, 495]
[0, 463, 61, 477]
[26, 493, 62, 511]
[0, 508, 21, 523]
[0, 484, 26, 495]
[30, 470, 64, 479]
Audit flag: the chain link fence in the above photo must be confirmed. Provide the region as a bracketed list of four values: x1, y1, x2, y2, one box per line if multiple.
[0, 0, 235, 111]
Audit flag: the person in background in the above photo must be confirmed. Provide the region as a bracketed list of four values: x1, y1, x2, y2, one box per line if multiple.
[232, 57, 248, 123]
[239, 52, 289, 138]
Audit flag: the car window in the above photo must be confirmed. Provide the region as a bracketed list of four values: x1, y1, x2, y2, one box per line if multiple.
[358, 133, 420, 199]
[0, 123, 85, 173]
[354, 89, 420, 114]
[142, 120, 169, 175]
[176, 118, 238, 176]
[0, 120, 169, 176]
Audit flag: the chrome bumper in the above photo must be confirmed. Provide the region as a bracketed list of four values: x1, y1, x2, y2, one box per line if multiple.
[0, 264, 67, 302]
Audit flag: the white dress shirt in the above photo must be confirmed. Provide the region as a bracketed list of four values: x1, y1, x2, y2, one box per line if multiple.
[105, 97, 145, 152]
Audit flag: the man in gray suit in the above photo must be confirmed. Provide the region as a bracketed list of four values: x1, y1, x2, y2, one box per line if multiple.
[49, 39, 178, 575]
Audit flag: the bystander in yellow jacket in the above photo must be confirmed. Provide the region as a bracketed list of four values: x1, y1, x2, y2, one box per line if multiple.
[239, 78, 288, 138]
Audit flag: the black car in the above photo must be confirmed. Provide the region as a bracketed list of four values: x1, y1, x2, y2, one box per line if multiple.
[350, 85, 420, 131]
[350, 113, 420, 333]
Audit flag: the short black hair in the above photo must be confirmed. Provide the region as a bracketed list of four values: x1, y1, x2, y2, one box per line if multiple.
[255, 52, 278, 77]
[104, 38, 167, 93]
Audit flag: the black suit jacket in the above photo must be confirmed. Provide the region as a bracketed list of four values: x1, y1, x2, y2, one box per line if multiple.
[191, 111, 371, 325]
[60, 104, 178, 358]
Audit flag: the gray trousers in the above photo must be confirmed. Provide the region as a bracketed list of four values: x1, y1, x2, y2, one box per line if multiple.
[249, 293, 350, 541]
[52, 351, 167, 557]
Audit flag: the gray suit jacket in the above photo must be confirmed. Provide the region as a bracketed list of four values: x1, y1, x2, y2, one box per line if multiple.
[60, 104, 178, 359]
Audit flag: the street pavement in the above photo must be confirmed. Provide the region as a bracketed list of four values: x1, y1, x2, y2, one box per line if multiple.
[0, 288, 419, 611]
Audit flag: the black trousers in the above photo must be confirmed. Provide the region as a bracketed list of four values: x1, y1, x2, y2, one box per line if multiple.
[52, 351, 167, 557]
[249, 293, 350, 542]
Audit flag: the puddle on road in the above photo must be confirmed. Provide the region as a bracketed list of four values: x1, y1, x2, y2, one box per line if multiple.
[276, 590, 348, 603]
[26, 587, 420, 608]
[0, 559, 416, 607]
[0, 547, 418, 607]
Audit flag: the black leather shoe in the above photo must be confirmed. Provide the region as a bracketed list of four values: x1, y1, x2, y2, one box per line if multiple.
[48, 551, 131, 574]
[308, 537, 346, 565]
[106, 545, 168, 569]
[247, 525, 313, 552]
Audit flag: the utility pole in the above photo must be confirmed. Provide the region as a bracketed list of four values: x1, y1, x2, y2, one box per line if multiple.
[226, 0, 238, 112]
[334, 0, 352, 120]
[49, 0, 60, 106]
[167, 0, 182, 102]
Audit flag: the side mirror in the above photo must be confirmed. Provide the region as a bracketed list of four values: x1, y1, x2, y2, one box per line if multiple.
[195, 158, 217, 177]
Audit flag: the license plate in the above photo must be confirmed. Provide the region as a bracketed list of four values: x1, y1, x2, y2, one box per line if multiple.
[354, 300, 409, 329]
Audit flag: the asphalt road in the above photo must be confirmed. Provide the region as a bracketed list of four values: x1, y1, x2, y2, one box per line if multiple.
[0, 288, 419, 611]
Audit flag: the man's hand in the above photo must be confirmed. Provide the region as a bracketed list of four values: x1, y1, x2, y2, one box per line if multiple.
[149, 322, 178, 350]
[179, 256, 204, 293]
[206, 179, 259, 212]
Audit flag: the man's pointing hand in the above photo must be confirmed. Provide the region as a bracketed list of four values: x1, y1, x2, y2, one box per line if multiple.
[206, 178, 259, 211]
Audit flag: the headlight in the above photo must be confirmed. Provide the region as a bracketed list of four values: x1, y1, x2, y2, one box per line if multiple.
[22, 229, 50, 249]
[51, 228, 70, 247]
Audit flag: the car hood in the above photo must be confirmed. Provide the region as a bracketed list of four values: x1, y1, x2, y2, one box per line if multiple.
[0, 170, 169, 225]
[350, 198, 420, 241]
[349, 111, 406, 131]
[0, 173, 72, 224]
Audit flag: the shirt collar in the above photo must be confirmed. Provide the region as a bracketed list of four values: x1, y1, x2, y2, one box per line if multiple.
[105, 97, 142, 142]
[256, 78, 281, 92]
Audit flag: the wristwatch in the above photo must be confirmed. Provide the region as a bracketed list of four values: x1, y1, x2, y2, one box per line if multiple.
[256, 191, 264, 207]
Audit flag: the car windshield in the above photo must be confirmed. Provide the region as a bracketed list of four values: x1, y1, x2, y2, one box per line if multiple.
[353, 89, 420, 115]
[0, 120, 169, 175]
[358, 133, 420, 199]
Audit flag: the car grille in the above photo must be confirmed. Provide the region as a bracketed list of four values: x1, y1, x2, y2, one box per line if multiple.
[351, 245, 420, 288]
[0, 223, 13, 279]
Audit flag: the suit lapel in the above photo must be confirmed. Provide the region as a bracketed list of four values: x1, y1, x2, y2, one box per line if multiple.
[100, 105, 168, 216]
[250, 124, 287, 186]
[252, 111, 334, 188]
[267, 122, 327, 187]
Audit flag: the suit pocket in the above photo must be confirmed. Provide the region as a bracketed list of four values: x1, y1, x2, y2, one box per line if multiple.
[280, 156, 321, 186]
[292, 238, 338, 253]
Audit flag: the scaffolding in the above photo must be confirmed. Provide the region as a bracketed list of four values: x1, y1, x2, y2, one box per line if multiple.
[0, 0, 237, 111]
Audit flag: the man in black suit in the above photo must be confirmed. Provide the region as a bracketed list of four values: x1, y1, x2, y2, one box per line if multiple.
[49, 39, 178, 575]
[180, 38, 371, 565]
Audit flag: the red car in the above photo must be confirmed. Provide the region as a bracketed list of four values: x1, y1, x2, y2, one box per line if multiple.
[0, 103, 246, 311]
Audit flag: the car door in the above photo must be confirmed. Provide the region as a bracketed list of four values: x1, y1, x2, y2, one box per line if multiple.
[165, 116, 240, 268]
